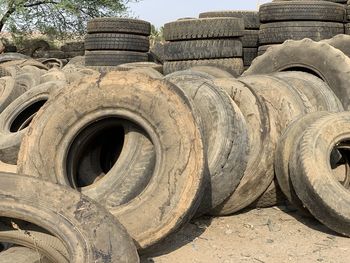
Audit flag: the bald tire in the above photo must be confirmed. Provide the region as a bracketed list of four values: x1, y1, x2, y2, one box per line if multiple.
[0, 77, 26, 114]
[322, 34, 350, 57]
[199, 11, 260, 29]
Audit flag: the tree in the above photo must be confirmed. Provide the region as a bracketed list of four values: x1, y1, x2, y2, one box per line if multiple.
[0, 0, 138, 37]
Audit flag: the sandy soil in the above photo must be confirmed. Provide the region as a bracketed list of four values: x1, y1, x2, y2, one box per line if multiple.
[141, 206, 350, 263]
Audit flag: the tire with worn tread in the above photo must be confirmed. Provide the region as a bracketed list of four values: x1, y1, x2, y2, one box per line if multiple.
[322, 34, 350, 57]
[87, 18, 151, 35]
[199, 11, 260, 29]
[0, 77, 25, 114]
[241, 30, 259, 47]
[85, 51, 148, 66]
[243, 48, 258, 66]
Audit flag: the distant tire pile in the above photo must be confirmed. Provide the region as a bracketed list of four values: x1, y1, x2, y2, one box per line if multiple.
[199, 11, 260, 69]
[60, 42, 85, 59]
[84, 18, 151, 67]
[258, 1, 345, 55]
[163, 18, 245, 76]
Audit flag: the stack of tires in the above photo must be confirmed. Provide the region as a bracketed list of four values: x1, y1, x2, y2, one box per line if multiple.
[84, 18, 151, 67]
[199, 11, 260, 70]
[163, 18, 245, 76]
[258, 0, 345, 56]
[346, 0, 350, 34]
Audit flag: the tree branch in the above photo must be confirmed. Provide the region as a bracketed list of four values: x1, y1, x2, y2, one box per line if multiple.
[24, 1, 59, 8]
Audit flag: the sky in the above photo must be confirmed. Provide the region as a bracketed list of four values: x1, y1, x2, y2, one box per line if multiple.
[127, 0, 271, 28]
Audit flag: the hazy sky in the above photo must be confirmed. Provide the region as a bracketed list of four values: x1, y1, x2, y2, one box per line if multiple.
[128, 0, 271, 28]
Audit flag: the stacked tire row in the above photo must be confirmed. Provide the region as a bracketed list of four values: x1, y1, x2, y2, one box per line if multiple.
[346, 0, 350, 34]
[199, 11, 260, 69]
[84, 18, 151, 67]
[162, 18, 245, 76]
[258, 0, 345, 55]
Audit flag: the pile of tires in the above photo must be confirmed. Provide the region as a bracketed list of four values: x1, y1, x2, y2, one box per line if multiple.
[84, 18, 151, 67]
[199, 11, 260, 69]
[346, 0, 350, 34]
[162, 18, 245, 76]
[60, 41, 85, 59]
[258, 0, 345, 55]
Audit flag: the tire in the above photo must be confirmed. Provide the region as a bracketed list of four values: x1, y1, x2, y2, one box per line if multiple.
[322, 34, 350, 57]
[165, 71, 249, 214]
[87, 18, 151, 36]
[250, 179, 287, 208]
[13, 72, 41, 93]
[163, 58, 244, 76]
[258, 44, 279, 56]
[0, 53, 30, 64]
[116, 62, 163, 73]
[289, 112, 350, 236]
[273, 72, 344, 112]
[244, 39, 350, 110]
[243, 48, 258, 66]
[60, 42, 84, 52]
[84, 51, 148, 66]
[0, 77, 25, 114]
[27, 40, 50, 57]
[163, 39, 242, 61]
[128, 67, 164, 79]
[275, 112, 331, 213]
[64, 51, 85, 58]
[0, 246, 50, 263]
[38, 58, 64, 69]
[84, 33, 150, 51]
[259, 1, 345, 22]
[0, 173, 139, 262]
[210, 78, 277, 215]
[0, 81, 65, 166]
[345, 23, 350, 34]
[199, 11, 260, 29]
[163, 18, 245, 41]
[17, 71, 205, 249]
[259, 22, 344, 45]
[65, 56, 85, 67]
[241, 30, 259, 47]
[0, 59, 48, 71]
[40, 68, 66, 83]
[189, 66, 234, 78]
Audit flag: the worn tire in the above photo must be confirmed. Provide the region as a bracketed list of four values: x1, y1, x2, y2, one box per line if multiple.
[244, 39, 350, 110]
[163, 39, 242, 61]
[0, 247, 49, 263]
[116, 62, 163, 73]
[259, 1, 345, 22]
[257, 44, 279, 56]
[0, 77, 25, 114]
[251, 179, 287, 208]
[289, 112, 350, 236]
[243, 48, 258, 66]
[322, 34, 350, 57]
[17, 72, 205, 249]
[163, 58, 244, 76]
[85, 51, 148, 66]
[199, 11, 260, 29]
[259, 22, 344, 45]
[241, 30, 259, 47]
[84, 33, 150, 51]
[0, 173, 139, 262]
[164, 18, 245, 41]
[165, 71, 249, 214]
[87, 18, 151, 35]
[189, 66, 234, 78]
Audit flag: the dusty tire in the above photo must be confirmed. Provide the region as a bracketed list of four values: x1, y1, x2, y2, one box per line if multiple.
[87, 18, 151, 35]
[259, 22, 344, 45]
[0, 81, 65, 165]
[165, 71, 249, 214]
[210, 78, 278, 215]
[289, 112, 350, 236]
[199, 11, 260, 29]
[163, 39, 242, 61]
[241, 30, 259, 47]
[0, 246, 49, 263]
[127, 68, 163, 79]
[251, 179, 287, 208]
[17, 72, 205, 249]
[244, 39, 350, 110]
[116, 62, 163, 73]
[163, 18, 245, 41]
[189, 66, 234, 78]
[0, 173, 139, 262]
[243, 48, 258, 66]
[0, 77, 25, 114]
[322, 34, 350, 57]
[257, 44, 279, 56]
[84, 33, 150, 51]
[84, 51, 148, 66]
[259, 1, 345, 22]
[163, 58, 244, 76]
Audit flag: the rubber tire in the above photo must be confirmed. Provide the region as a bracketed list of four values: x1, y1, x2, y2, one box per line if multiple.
[273, 72, 344, 112]
[40, 68, 66, 84]
[163, 39, 243, 61]
[241, 30, 259, 47]
[163, 18, 245, 41]
[87, 18, 151, 36]
[0, 53, 30, 64]
[210, 78, 278, 215]
[84, 33, 150, 52]
[259, 22, 344, 45]
[84, 51, 148, 66]
[250, 179, 287, 208]
[321, 34, 350, 57]
[17, 71, 205, 249]
[199, 11, 260, 29]
[0, 81, 65, 165]
[275, 112, 331, 213]
[165, 71, 249, 214]
[0, 247, 49, 263]
[189, 66, 234, 78]
[60, 42, 84, 52]
[243, 48, 258, 66]
[0, 77, 25, 114]
[244, 39, 350, 110]
[0, 173, 139, 262]
[259, 1, 345, 22]
[258, 44, 279, 56]
[289, 112, 350, 236]
[127, 67, 163, 79]
[116, 62, 163, 73]
[163, 58, 244, 76]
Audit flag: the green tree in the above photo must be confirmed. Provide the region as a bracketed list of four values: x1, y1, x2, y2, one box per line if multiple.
[0, 0, 138, 37]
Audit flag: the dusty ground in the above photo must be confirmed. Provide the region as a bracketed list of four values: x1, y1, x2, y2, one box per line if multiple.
[141, 206, 350, 263]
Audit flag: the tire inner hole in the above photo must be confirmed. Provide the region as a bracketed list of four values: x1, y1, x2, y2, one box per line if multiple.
[330, 141, 350, 189]
[281, 67, 323, 80]
[10, 99, 47, 132]
[66, 118, 126, 189]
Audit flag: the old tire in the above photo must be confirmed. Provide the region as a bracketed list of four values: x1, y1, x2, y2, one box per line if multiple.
[0, 77, 25, 114]
[199, 11, 260, 29]
[189, 66, 234, 78]
[321, 34, 350, 57]
[244, 39, 350, 110]
[87, 18, 151, 35]
[251, 179, 287, 208]
[0, 173, 139, 262]
[17, 72, 205, 249]
[84, 51, 148, 66]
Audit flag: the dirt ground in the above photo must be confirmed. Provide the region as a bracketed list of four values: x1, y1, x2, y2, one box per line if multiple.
[141, 205, 350, 263]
